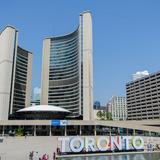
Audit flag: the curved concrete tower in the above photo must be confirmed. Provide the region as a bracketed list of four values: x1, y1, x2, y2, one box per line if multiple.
[41, 11, 93, 120]
[0, 26, 32, 120]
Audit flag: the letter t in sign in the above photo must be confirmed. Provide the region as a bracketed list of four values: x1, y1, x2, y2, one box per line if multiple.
[58, 137, 69, 152]
[123, 136, 132, 150]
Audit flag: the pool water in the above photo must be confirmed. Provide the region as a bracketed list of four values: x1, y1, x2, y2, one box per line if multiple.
[60, 152, 160, 160]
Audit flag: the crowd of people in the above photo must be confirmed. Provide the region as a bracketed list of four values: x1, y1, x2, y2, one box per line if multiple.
[147, 142, 160, 151]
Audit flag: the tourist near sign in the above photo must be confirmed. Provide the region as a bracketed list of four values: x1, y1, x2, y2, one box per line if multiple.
[58, 136, 144, 153]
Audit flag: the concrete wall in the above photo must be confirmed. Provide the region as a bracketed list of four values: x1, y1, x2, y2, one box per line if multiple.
[80, 11, 93, 120]
[41, 39, 50, 105]
[0, 136, 58, 160]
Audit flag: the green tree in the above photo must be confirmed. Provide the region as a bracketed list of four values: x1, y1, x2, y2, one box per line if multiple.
[16, 128, 24, 136]
[97, 110, 103, 119]
[105, 112, 112, 120]
[97, 110, 113, 120]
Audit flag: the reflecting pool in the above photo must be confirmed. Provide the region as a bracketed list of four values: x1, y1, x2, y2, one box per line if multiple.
[60, 152, 160, 160]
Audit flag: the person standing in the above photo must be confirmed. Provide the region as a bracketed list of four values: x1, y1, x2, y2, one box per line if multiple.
[53, 152, 56, 160]
[29, 151, 34, 160]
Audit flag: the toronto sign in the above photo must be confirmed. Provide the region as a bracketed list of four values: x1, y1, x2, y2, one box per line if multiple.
[58, 136, 144, 153]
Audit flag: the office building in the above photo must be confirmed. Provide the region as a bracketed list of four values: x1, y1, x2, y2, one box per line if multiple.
[31, 87, 41, 106]
[93, 101, 101, 109]
[132, 70, 149, 81]
[107, 101, 111, 113]
[0, 26, 32, 120]
[32, 87, 41, 102]
[107, 96, 127, 121]
[41, 11, 93, 120]
[126, 71, 160, 120]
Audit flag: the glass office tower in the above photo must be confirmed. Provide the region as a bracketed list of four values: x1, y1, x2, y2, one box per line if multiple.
[41, 11, 93, 120]
[0, 26, 32, 120]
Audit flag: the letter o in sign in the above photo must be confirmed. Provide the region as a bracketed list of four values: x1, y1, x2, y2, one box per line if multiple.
[132, 137, 144, 150]
[70, 137, 84, 152]
[97, 137, 109, 151]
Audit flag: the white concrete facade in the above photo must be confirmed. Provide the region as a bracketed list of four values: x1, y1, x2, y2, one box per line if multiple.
[0, 26, 18, 120]
[80, 11, 93, 120]
[41, 39, 50, 105]
[41, 11, 93, 120]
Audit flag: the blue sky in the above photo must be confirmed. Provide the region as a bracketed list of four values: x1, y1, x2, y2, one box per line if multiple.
[1, 0, 160, 105]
